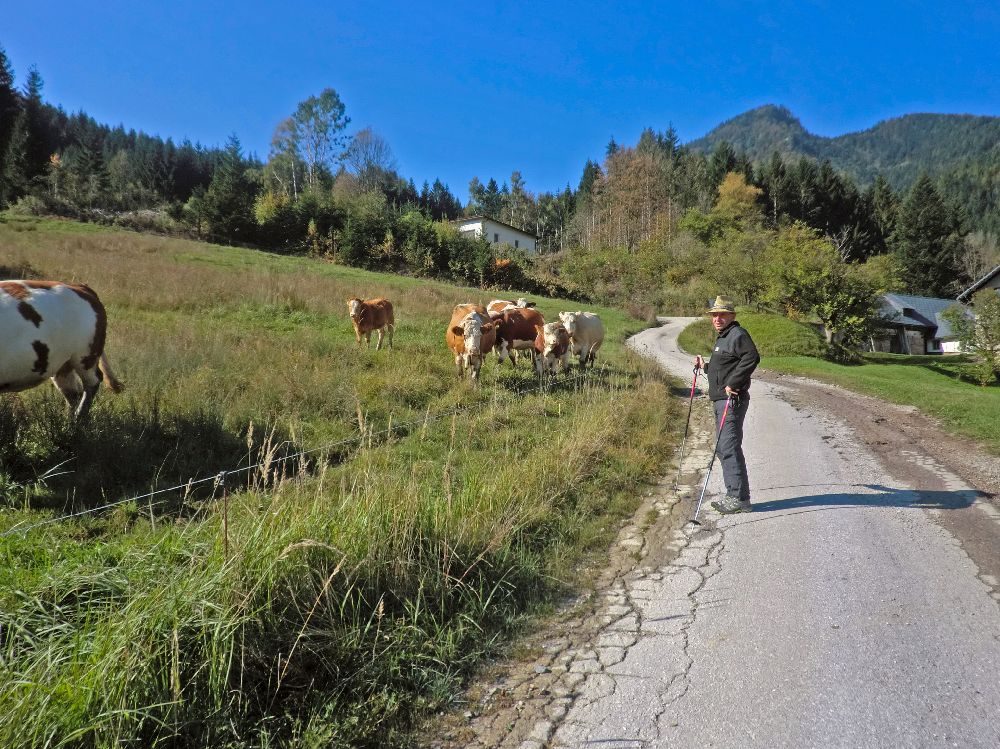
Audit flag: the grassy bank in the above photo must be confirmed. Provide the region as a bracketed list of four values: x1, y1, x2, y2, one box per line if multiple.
[0, 215, 678, 747]
[677, 312, 827, 358]
[761, 354, 1000, 454]
[677, 313, 999, 454]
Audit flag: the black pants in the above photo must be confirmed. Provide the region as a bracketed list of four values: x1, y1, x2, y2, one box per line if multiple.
[713, 395, 750, 501]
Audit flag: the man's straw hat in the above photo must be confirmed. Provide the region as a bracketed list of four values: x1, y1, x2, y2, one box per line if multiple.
[709, 295, 735, 313]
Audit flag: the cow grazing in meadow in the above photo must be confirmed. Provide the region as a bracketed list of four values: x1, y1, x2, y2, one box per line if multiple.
[493, 307, 544, 367]
[559, 311, 605, 369]
[348, 297, 394, 350]
[1, 280, 124, 419]
[486, 297, 536, 315]
[533, 321, 571, 376]
[446, 303, 497, 381]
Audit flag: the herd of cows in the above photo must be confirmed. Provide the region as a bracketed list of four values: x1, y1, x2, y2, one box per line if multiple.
[348, 296, 605, 381]
[0, 278, 608, 429]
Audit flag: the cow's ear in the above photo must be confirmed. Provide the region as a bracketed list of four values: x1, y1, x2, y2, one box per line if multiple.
[451, 325, 464, 335]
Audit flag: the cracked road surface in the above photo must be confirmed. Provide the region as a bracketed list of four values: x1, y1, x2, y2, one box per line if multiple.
[425, 318, 1000, 749]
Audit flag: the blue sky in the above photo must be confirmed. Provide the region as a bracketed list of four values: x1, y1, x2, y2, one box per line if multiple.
[4, 1, 1000, 198]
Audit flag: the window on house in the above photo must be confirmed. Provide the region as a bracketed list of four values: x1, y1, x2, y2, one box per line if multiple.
[515, 239, 519, 248]
[494, 232, 499, 243]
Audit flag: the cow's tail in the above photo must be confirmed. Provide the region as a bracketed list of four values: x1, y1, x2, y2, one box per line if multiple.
[99, 352, 125, 393]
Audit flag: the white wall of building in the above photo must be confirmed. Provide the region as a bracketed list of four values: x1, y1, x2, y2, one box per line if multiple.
[454, 218, 537, 254]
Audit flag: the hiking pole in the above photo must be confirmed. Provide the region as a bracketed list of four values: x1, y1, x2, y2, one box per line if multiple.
[689, 393, 733, 526]
[673, 359, 703, 489]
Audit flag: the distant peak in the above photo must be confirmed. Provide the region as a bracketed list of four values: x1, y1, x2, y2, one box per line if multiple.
[727, 104, 804, 128]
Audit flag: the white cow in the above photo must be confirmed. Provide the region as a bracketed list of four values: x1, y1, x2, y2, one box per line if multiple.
[558, 311, 605, 370]
[1, 280, 124, 419]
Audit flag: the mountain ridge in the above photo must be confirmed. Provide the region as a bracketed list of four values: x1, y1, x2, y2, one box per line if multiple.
[686, 104, 1000, 190]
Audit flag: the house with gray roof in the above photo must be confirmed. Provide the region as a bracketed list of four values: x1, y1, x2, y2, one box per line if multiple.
[957, 264, 1000, 303]
[872, 293, 968, 354]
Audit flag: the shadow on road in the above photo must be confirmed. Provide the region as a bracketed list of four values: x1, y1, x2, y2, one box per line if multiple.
[751, 484, 979, 513]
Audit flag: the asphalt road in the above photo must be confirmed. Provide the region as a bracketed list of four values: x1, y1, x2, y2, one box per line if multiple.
[550, 318, 1000, 748]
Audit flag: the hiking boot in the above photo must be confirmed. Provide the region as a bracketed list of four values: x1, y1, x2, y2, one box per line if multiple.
[711, 495, 752, 515]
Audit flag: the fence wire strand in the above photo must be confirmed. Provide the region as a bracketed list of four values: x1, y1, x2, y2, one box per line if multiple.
[2, 368, 621, 538]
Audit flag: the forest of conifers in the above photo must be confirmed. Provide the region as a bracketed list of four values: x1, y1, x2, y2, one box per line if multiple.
[1, 44, 997, 317]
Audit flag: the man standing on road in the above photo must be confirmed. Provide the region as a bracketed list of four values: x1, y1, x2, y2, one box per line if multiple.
[699, 295, 760, 514]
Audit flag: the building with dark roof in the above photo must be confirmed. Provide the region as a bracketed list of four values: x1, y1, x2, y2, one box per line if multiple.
[873, 293, 969, 354]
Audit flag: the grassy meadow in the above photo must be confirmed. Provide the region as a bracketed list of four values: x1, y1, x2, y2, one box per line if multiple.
[679, 313, 1000, 454]
[0, 214, 678, 747]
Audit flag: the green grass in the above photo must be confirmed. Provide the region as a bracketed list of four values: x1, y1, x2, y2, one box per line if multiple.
[763, 354, 1000, 454]
[0, 215, 678, 747]
[677, 312, 827, 358]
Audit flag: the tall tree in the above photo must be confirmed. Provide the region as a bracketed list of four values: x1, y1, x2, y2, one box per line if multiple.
[891, 174, 968, 297]
[290, 88, 350, 191]
[202, 135, 259, 242]
[342, 127, 397, 193]
[4, 66, 49, 201]
[0, 45, 20, 206]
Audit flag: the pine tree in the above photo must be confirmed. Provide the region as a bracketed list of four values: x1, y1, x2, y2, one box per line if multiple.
[3, 66, 49, 201]
[890, 174, 968, 297]
[202, 134, 259, 242]
[0, 45, 21, 206]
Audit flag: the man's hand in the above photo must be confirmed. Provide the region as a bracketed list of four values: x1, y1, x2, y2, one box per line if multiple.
[695, 355, 704, 370]
[725, 385, 739, 397]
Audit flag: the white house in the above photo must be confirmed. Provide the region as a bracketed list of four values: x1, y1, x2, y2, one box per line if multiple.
[452, 216, 538, 254]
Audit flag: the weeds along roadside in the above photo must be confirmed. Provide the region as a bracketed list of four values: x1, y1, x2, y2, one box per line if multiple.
[0, 219, 679, 747]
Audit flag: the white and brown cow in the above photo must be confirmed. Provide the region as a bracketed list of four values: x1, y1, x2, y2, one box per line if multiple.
[446, 303, 497, 381]
[486, 297, 536, 315]
[348, 297, 394, 350]
[493, 306, 544, 367]
[559, 311, 605, 369]
[1, 280, 124, 419]
[533, 321, 571, 376]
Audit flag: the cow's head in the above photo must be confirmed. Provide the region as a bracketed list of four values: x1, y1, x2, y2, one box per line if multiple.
[539, 322, 567, 357]
[347, 298, 362, 319]
[516, 297, 536, 308]
[452, 313, 488, 357]
[559, 312, 579, 338]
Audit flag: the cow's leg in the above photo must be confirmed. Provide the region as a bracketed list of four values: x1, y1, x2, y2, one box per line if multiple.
[375, 327, 384, 351]
[73, 366, 103, 420]
[455, 354, 464, 378]
[387, 323, 394, 349]
[365, 331, 372, 348]
[51, 365, 83, 414]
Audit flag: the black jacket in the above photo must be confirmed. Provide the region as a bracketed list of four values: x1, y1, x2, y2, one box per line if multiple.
[706, 321, 760, 401]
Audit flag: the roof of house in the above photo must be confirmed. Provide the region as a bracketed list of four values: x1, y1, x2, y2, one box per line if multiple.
[878, 293, 966, 339]
[957, 264, 1000, 302]
[451, 215, 539, 239]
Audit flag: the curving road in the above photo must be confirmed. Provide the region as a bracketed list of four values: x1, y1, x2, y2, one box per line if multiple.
[547, 318, 1000, 748]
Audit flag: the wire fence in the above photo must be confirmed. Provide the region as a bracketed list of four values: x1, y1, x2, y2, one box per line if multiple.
[1, 367, 629, 539]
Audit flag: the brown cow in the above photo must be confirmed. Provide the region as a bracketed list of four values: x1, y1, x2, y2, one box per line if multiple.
[493, 307, 544, 367]
[1, 280, 124, 419]
[533, 322, 571, 376]
[348, 297, 394, 350]
[446, 303, 497, 381]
